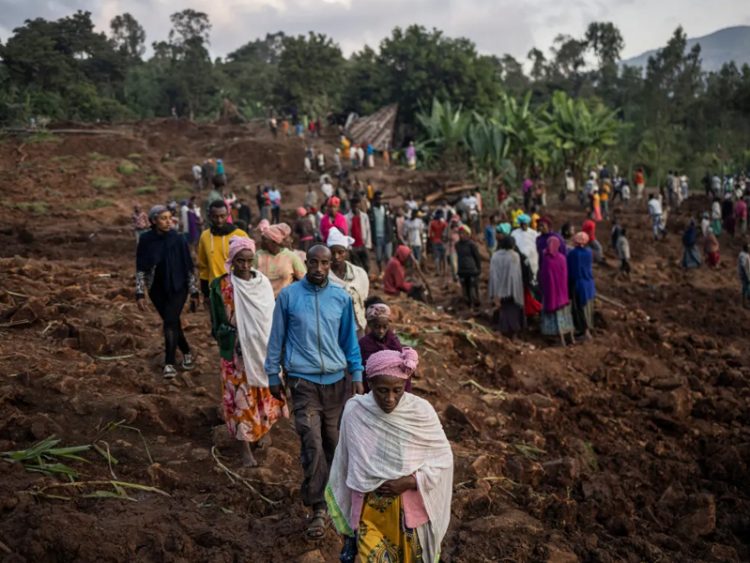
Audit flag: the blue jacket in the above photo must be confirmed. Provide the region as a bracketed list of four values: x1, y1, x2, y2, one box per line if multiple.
[264, 278, 363, 386]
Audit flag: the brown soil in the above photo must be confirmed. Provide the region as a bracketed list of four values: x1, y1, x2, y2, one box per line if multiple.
[0, 120, 749, 562]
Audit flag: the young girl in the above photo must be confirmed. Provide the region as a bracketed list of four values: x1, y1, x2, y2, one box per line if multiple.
[358, 298, 407, 391]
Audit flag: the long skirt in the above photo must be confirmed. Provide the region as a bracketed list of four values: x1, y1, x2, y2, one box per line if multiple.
[540, 304, 575, 337]
[571, 296, 594, 335]
[706, 251, 720, 268]
[220, 357, 288, 443]
[494, 299, 525, 336]
[358, 493, 422, 562]
[682, 246, 702, 269]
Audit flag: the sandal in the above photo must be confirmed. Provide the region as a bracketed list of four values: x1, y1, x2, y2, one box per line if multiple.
[306, 509, 328, 539]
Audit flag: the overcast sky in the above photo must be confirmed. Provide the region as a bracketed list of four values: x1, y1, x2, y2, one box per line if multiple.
[1, 0, 748, 62]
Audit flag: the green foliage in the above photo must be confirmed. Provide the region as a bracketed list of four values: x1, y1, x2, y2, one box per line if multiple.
[0, 11, 747, 181]
[117, 160, 139, 175]
[135, 185, 157, 195]
[274, 32, 345, 115]
[3, 201, 50, 214]
[416, 99, 471, 169]
[543, 91, 620, 184]
[92, 177, 120, 190]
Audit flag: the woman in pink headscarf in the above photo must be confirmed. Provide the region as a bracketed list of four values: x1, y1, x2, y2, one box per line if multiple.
[253, 222, 306, 297]
[538, 237, 575, 346]
[320, 196, 349, 242]
[209, 237, 289, 467]
[326, 348, 453, 563]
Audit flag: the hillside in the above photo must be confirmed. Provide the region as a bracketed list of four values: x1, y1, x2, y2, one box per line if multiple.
[622, 25, 750, 72]
[0, 121, 749, 561]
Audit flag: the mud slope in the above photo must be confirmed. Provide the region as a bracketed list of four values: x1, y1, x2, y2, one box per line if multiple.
[0, 121, 749, 562]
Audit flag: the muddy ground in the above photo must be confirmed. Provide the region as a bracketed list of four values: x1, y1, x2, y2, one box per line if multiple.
[0, 120, 749, 562]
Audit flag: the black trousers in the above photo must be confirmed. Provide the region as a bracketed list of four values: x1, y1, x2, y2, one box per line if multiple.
[350, 247, 370, 274]
[149, 284, 190, 365]
[460, 274, 480, 306]
[290, 377, 347, 508]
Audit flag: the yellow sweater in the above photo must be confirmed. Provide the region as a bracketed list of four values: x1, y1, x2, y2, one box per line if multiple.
[197, 227, 249, 282]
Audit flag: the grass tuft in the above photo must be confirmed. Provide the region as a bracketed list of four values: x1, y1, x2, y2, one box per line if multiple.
[117, 160, 139, 176]
[79, 198, 114, 210]
[92, 176, 119, 190]
[135, 185, 157, 195]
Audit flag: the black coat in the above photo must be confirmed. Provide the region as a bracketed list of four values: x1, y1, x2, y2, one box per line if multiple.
[456, 239, 481, 276]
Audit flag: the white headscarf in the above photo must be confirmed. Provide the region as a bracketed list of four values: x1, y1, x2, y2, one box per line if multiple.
[326, 226, 354, 249]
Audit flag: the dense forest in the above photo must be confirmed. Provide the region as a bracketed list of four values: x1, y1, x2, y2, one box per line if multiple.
[1, 9, 749, 186]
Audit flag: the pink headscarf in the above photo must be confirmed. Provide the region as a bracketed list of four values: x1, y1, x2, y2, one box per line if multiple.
[366, 348, 418, 380]
[262, 223, 291, 244]
[257, 219, 270, 233]
[296, 207, 307, 217]
[573, 232, 590, 247]
[366, 303, 391, 321]
[545, 236, 561, 256]
[225, 237, 256, 274]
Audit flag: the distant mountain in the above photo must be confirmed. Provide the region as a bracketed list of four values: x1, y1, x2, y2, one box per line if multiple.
[621, 25, 750, 73]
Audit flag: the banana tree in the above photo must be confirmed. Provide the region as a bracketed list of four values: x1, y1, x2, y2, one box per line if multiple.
[543, 90, 620, 186]
[495, 92, 549, 179]
[465, 114, 516, 204]
[415, 98, 471, 171]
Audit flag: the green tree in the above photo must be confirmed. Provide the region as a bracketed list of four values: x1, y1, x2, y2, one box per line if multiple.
[416, 98, 471, 170]
[110, 13, 146, 63]
[465, 114, 515, 196]
[543, 90, 620, 184]
[274, 32, 345, 116]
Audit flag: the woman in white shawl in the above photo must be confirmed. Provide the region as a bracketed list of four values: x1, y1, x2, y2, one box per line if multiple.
[511, 213, 539, 281]
[208, 237, 288, 467]
[326, 348, 453, 563]
[488, 236, 526, 338]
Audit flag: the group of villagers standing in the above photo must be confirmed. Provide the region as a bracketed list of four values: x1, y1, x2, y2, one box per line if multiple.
[134, 198, 453, 561]
[482, 212, 597, 346]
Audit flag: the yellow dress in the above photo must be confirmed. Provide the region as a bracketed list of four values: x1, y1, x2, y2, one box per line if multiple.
[357, 493, 422, 562]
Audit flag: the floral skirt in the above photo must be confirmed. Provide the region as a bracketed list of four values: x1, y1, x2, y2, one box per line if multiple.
[358, 493, 422, 563]
[220, 358, 288, 443]
[540, 304, 574, 336]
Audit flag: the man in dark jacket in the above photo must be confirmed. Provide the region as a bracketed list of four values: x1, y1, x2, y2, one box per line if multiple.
[456, 225, 481, 307]
[368, 191, 395, 274]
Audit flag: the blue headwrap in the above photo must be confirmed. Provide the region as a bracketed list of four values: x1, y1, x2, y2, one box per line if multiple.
[517, 214, 531, 225]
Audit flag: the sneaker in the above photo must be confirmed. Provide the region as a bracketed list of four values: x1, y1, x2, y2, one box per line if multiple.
[163, 364, 177, 379]
[182, 353, 195, 371]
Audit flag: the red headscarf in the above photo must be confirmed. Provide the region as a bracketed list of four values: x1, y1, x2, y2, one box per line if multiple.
[582, 220, 596, 242]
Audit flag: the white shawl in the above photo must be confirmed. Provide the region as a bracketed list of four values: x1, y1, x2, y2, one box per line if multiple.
[329, 262, 370, 332]
[488, 249, 524, 307]
[326, 393, 453, 563]
[231, 271, 275, 387]
[511, 228, 539, 277]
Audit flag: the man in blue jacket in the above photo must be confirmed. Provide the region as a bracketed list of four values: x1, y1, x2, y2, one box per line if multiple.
[265, 244, 364, 539]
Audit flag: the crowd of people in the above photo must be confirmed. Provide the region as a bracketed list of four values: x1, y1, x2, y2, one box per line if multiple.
[132, 142, 750, 561]
[134, 186, 453, 559]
